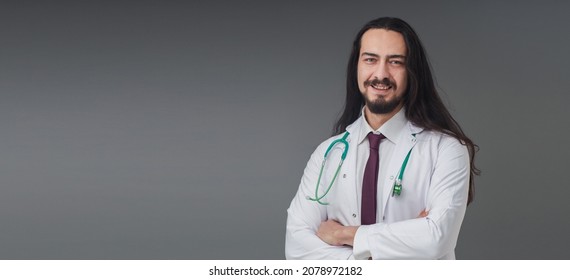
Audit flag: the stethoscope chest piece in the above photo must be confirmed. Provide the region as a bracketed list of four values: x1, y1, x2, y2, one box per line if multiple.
[392, 179, 402, 196]
[391, 134, 416, 197]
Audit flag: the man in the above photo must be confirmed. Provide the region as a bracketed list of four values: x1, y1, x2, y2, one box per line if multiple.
[285, 17, 479, 260]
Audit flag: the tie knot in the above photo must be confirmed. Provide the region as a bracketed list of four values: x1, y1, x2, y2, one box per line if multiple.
[368, 133, 384, 150]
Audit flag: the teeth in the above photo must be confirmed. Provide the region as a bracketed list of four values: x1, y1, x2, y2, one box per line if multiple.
[372, 84, 391, 90]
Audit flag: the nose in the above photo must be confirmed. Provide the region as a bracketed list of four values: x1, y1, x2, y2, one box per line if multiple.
[373, 60, 390, 80]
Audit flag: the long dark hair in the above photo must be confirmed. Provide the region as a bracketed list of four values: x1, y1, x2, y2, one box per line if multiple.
[334, 17, 480, 205]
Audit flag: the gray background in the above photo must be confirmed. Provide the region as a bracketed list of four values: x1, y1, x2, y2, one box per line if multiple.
[1, 0, 569, 259]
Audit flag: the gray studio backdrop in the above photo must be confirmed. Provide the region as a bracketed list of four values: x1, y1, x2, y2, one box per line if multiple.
[1, 1, 569, 259]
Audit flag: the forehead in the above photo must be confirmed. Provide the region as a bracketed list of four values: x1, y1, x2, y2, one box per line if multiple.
[359, 28, 407, 55]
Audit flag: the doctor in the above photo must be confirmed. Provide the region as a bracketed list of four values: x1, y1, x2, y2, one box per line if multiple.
[285, 17, 479, 260]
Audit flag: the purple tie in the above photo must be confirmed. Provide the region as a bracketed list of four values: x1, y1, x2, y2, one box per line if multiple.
[361, 133, 385, 225]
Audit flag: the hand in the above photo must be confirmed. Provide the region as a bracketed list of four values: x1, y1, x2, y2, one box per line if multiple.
[317, 220, 358, 246]
[417, 209, 429, 218]
[317, 210, 427, 247]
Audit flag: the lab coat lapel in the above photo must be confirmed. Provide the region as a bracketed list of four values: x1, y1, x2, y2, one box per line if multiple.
[380, 121, 421, 215]
[342, 121, 361, 225]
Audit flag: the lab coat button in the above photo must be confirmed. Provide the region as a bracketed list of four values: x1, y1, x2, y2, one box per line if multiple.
[382, 216, 385, 220]
[343, 174, 347, 178]
[352, 213, 357, 218]
[389, 175, 394, 180]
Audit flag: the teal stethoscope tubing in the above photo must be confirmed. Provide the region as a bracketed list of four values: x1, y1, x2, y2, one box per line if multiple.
[307, 131, 414, 205]
[307, 132, 350, 205]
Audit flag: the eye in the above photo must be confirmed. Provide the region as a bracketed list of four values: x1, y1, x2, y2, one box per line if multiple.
[363, 57, 377, 63]
[389, 60, 404, 65]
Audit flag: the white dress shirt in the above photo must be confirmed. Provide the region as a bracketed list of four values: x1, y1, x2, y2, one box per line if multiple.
[355, 107, 408, 225]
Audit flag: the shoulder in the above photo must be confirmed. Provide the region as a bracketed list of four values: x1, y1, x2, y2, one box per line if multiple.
[416, 130, 469, 160]
[313, 131, 349, 155]
[304, 119, 361, 166]
[315, 117, 363, 153]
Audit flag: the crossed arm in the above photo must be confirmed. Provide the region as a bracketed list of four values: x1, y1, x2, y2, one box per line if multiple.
[286, 137, 469, 259]
[316, 210, 429, 247]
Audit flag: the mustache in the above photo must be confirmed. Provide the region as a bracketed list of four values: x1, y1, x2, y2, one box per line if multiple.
[363, 77, 393, 88]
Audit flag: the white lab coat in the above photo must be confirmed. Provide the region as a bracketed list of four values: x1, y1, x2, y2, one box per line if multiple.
[285, 115, 470, 259]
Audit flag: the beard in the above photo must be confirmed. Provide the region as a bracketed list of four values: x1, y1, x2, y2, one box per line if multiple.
[362, 77, 404, 114]
[363, 92, 403, 114]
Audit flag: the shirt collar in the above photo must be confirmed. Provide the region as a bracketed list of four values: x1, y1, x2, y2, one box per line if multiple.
[357, 107, 407, 145]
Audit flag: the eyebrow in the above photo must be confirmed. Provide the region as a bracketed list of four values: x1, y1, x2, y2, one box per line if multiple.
[361, 52, 380, 58]
[361, 52, 406, 59]
[387, 54, 406, 60]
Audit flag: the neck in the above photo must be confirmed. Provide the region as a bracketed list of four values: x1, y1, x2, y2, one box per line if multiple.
[363, 104, 403, 130]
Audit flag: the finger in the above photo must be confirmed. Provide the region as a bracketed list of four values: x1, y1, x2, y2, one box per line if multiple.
[417, 210, 429, 218]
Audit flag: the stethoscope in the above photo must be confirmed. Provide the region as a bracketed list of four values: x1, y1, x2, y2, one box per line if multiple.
[307, 131, 414, 205]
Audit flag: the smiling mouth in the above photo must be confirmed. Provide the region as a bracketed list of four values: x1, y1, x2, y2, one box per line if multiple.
[365, 78, 393, 91]
[371, 83, 392, 90]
